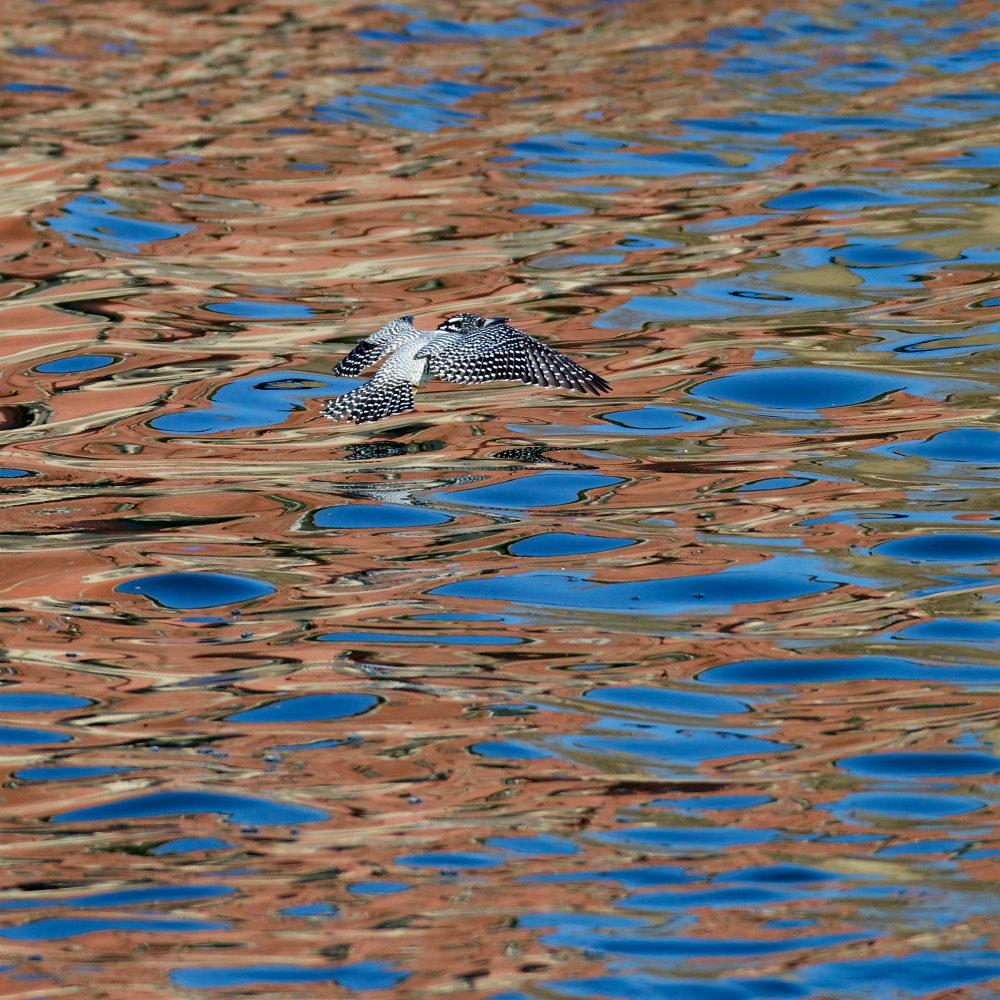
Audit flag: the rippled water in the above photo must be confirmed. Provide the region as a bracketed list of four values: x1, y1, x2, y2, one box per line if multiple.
[3, 0, 1000, 996]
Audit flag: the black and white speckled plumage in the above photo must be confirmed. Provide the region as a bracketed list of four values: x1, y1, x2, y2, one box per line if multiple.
[322, 377, 415, 424]
[323, 312, 610, 424]
[419, 315, 611, 395]
[331, 315, 423, 377]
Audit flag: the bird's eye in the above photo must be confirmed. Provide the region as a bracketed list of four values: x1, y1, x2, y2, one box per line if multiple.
[476, 318, 485, 328]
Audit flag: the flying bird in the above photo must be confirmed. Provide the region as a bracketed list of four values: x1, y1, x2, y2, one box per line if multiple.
[322, 313, 611, 424]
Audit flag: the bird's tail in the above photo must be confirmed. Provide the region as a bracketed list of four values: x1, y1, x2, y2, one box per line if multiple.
[322, 378, 415, 424]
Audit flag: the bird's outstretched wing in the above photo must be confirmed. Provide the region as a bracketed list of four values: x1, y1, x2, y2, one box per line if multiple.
[333, 339, 387, 376]
[332, 315, 420, 377]
[322, 375, 416, 424]
[419, 321, 611, 395]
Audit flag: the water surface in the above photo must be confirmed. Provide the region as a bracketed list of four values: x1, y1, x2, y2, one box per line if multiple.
[2, 1, 1000, 998]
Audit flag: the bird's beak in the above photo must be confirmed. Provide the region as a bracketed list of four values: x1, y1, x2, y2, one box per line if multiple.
[489, 316, 508, 324]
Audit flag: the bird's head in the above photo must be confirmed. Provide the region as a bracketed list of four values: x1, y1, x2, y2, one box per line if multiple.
[438, 312, 495, 335]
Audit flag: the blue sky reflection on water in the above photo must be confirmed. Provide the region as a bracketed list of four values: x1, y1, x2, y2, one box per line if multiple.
[435, 554, 842, 617]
